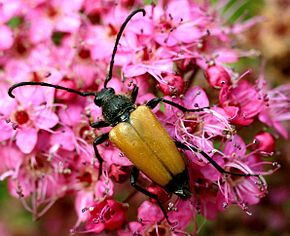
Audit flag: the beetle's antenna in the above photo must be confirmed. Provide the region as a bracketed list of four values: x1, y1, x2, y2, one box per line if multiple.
[104, 8, 146, 88]
[8, 81, 96, 98]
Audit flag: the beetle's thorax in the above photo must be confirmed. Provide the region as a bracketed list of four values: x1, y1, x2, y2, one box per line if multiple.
[94, 88, 135, 126]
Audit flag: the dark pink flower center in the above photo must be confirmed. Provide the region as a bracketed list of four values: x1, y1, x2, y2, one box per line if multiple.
[87, 11, 101, 24]
[146, 225, 169, 236]
[78, 48, 91, 59]
[47, 6, 58, 18]
[108, 24, 118, 36]
[142, 47, 150, 61]
[14, 38, 29, 55]
[77, 171, 93, 187]
[15, 110, 29, 125]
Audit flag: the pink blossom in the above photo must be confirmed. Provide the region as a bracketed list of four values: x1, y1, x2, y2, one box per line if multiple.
[2, 86, 58, 153]
[74, 198, 127, 234]
[26, 0, 82, 43]
[6, 139, 66, 219]
[216, 135, 277, 210]
[219, 78, 263, 126]
[258, 83, 290, 139]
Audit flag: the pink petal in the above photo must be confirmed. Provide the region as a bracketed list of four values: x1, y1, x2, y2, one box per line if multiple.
[34, 107, 59, 129]
[29, 17, 53, 43]
[55, 13, 81, 32]
[16, 127, 38, 153]
[224, 135, 246, 156]
[123, 64, 147, 77]
[137, 201, 163, 223]
[0, 120, 14, 142]
[184, 86, 209, 108]
[50, 128, 75, 151]
[58, 103, 83, 126]
[0, 25, 14, 50]
[14, 86, 46, 106]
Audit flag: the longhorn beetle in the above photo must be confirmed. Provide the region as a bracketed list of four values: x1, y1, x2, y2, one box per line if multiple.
[8, 9, 258, 224]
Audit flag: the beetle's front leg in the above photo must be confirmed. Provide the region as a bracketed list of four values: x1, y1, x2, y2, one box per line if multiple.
[131, 84, 139, 103]
[86, 108, 110, 128]
[175, 141, 259, 177]
[130, 167, 172, 225]
[146, 97, 209, 112]
[93, 132, 109, 178]
[90, 120, 110, 128]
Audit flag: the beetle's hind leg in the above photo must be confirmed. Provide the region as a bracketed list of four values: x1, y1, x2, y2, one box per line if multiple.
[130, 167, 173, 225]
[175, 141, 259, 177]
[146, 97, 209, 112]
[93, 132, 109, 178]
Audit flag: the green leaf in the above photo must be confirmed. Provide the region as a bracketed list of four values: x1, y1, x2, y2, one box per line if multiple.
[52, 32, 66, 46]
[144, 0, 157, 5]
[7, 16, 23, 28]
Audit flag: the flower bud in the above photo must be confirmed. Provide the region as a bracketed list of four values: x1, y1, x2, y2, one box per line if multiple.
[55, 77, 77, 101]
[159, 74, 184, 96]
[204, 65, 231, 88]
[254, 132, 275, 153]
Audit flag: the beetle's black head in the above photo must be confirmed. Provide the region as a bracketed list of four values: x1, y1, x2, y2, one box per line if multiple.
[94, 87, 115, 107]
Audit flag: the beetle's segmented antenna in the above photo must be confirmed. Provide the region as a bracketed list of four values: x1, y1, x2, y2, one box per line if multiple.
[8, 81, 96, 98]
[104, 8, 146, 88]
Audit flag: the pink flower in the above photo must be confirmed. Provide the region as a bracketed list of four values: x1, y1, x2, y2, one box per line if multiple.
[216, 135, 278, 210]
[150, 1, 206, 47]
[74, 198, 127, 234]
[6, 134, 67, 219]
[1, 85, 58, 153]
[219, 78, 263, 126]
[26, 0, 82, 43]
[258, 83, 290, 139]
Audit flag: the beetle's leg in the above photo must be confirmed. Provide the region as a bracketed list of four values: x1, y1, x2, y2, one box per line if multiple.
[175, 141, 259, 177]
[130, 167, 172, 225]
[86, 108, 110, 128]
[146, 97, 209, 112]
[90, 120, 110, 128]
[162, 99, 209, 112]
[146, 97, 162, 109]
[131, 84, 139, 103]
[93, 132, 109, 178]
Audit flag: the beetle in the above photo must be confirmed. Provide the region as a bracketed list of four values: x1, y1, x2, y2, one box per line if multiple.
[8, 9, 257, 223]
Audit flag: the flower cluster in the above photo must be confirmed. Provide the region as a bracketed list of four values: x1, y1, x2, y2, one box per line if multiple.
[0, 0, 289, 235]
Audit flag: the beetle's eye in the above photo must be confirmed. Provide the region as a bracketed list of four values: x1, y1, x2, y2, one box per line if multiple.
[107, 87, 115, 95]
[94, 94, 102, 107]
